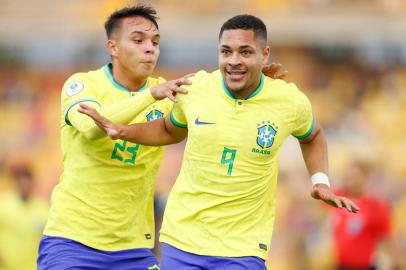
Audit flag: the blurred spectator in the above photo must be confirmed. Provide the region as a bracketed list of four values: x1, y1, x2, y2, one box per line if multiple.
[0, 163, 48, 270]
[329, 161, 400, 270]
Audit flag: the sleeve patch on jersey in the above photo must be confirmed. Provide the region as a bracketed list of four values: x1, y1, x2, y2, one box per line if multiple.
[66, 81, 84, 96]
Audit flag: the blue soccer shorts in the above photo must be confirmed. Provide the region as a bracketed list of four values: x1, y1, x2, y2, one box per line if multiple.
[37, 236, 160, 270]
[160, 242, 266, 270]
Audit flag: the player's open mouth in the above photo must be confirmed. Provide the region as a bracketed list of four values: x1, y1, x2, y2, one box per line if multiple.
[226, 70, 246, 81]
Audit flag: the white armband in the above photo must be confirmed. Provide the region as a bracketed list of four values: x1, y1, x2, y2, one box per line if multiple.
[311, 172, 330, 187]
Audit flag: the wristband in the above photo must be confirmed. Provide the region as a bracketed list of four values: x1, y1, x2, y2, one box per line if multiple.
[311, 172, 330, 187]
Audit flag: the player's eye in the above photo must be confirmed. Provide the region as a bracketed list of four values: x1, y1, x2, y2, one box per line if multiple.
[152, 40, 160, 46]
[221, 50, 231, 56]
[133, 39, 143, 44]
[241, 50, 251, 57]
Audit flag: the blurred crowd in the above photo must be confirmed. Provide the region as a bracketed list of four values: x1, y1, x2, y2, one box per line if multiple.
[156, 0, 406, 13]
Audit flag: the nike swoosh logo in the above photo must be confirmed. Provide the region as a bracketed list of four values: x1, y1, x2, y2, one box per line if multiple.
[195, 117, 215, 125]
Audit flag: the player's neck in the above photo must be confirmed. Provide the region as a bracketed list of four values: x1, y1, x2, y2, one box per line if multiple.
[111, 64, 147, 92]
[231, 85, 257, 100]
[229, 75, 263, 100]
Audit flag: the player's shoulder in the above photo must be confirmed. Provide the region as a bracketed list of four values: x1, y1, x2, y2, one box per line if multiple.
[189, 69, 220, 83]
[62, 72, 89, 97]
[189, 69, 223, 94]
[177, 70, 215, 96]
[66, 66, 104, 82]
[173, 70, 220, 104]
[265, 77, 298, 92]
[62, 66, 108, 97]
[63, 67, 102, 89]
[64, 71, 90, 85]
[265, 77, 308, 101]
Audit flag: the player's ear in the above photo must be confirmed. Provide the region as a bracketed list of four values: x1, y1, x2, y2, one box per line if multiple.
[107, 40, 118, 57]
[262, 46, 270, 65]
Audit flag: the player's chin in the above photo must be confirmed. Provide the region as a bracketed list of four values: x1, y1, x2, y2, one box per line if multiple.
[225, 79, 246, 92]
[137, 67, 154, 78]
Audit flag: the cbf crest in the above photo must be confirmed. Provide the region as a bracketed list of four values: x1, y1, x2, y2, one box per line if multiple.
[146, 108, 164, 121]
[252, 121, 278, 156]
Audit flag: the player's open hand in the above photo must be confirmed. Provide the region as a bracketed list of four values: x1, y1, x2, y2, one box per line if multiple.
[262, 63, 288, 80]
[311, 184, 360, 213]
[78, 104, 121, 139]
[150, 74, 193, 102]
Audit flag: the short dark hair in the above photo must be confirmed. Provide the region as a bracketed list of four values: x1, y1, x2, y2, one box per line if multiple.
[104, 5, 159, 39]
[219, 15, 267, 45]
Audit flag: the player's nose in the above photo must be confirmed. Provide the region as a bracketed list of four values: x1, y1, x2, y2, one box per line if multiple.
[144, 40, 156, 54]
[228, 52, 242, 65]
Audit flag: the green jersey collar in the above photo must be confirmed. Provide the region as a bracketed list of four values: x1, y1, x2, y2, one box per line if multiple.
[103, 64, 147, 93]
[221, 73, 264, 100]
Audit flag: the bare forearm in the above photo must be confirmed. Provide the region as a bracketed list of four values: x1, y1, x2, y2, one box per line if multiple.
[77, 101, 188, 145]
[301, 125, 360, 212]
[117, 118, 184, 146]
[300, 128, 328, 175]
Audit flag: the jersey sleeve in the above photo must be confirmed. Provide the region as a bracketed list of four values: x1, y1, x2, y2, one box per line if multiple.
[62, 72, 157, 140]
[290, 84, 314, 139]
[170, 99, 187, 128]
[61, 73, 100, 126]
[168, 70, 205, 129]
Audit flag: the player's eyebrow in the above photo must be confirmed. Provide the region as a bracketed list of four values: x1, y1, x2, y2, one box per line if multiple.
[130, 31, 160, 38]
[220, 44, 254, 50]
[238, 45, 254, 50]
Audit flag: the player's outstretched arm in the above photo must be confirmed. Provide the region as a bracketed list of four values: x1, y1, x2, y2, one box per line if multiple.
[298, 119, 360, 213]
[68, 76, 191, 140]
[78, 104, 187, 146]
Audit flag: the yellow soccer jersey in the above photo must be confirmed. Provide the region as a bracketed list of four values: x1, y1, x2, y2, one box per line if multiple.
[160, 70, 314, 259]
[44, 64, 172, 251]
